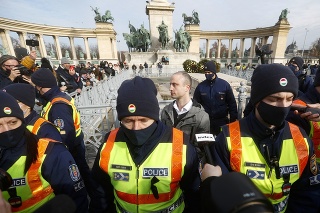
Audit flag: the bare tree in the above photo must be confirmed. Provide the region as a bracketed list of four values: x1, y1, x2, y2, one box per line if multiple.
[310, 38, 320, 61]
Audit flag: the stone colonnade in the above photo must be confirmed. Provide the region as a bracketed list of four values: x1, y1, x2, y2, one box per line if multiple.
[0, 18, 117, 63]
[186, 19, 291, 64]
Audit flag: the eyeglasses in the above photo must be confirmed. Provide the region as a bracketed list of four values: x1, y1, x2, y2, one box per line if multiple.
[3, 64, 17, 68]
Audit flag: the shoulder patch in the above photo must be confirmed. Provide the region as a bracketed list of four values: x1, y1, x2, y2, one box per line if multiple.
[69, 164, 81, 182]
[54, 119, 65, 129]
[310, 154, 318, 176]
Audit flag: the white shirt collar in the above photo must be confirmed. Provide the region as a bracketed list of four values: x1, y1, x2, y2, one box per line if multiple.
[173, 99, 193, 115]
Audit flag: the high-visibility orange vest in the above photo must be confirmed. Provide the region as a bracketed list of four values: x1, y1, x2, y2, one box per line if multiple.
[2, 139, 58, 212]
[226, 121, 309, 212]
[293, 99, 320, 162]
[41, 96, 81, 137]
[99, 128, 186, 213]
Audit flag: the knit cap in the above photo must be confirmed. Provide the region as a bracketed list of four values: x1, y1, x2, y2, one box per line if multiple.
[61, 57, 71, 64]
[31, 68, 57, 88]
[289, 57, 304, 70]
[116, 76, 159, 121]
[0, 55, 18, 66]
[250, 64, 298, 105]
[0, 90, 24, 122]
[203, 61, 216, 73]
[3, 84, 36, 109]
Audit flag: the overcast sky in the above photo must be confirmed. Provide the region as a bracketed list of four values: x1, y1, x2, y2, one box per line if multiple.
[1, 0, 319, 51]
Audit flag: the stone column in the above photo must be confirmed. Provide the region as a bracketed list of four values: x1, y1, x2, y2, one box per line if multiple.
[239, 38, 245, 58]
[18, 32, 26, 48]
[184, 24, 200, 55]
[84, 37, 91, 59]
[271, 21, 291, 63]
[69, 36, 77, 60]
[217, 39, 221, 59]
[53, 35, 62, 60]
[228, 39, 233, 58]
[37, 34, 47, 57]
[146, 0, 175, 51]
[205, 39, 210, 58]
[250, 37, 257, 58]
[262, 36, 269, 45]
[0, 30, 14, 56]
[96, 22, 117, 60]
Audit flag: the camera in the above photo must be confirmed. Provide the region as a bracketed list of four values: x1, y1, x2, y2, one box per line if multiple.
[15, 65, 33, 76]
[26, 39, 39, 47]
[0, 168, 13, 191]
[202, 172, 273, 213]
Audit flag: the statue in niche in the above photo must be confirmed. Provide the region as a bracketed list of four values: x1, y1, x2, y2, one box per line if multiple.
[222, 51, 226, 58]
[65, 50, 70, 58]
[279, 8, 289, 20]
[92, 51, 97, 59]
[49, 44, 55, 58]
[0, 45, 7, 56]
[79, 51, 84, 59]
[211, 50, 215, 58]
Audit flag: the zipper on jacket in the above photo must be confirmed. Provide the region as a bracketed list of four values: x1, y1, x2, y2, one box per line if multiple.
[136, 165, 140, 213]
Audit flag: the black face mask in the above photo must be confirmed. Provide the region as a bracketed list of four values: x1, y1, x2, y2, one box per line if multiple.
[0, 124, 25, 149]
[257, 101, 290, 127]
[122, 121, 157, 146]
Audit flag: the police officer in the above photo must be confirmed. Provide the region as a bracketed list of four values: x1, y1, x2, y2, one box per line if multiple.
[212, 64, 320, 212]
[30, 68, 97, 207]
[288, 56, 313, 95]
[0, 91, 88, 212]
[3, 83, 61, 141]
[91, 76, 200, 212]
[287, 67, 320, 163]
[193, 61, 238, 135]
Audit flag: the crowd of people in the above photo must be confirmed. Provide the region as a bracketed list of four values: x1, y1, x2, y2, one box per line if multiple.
[1, 47, 320, 213]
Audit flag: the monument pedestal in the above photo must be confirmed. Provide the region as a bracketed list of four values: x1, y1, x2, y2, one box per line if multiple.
[125, 50, 200, 69]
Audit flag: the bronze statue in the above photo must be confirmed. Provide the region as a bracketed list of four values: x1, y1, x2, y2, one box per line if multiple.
[91, 6, 101, 22]
[123, 23, 151, 52]
[101, 10, 114, 22]
[173, 26, 191, 52]
[182, 10, 200, 25]
[279, 8, 289, 20]
[157, 21, 169, 49]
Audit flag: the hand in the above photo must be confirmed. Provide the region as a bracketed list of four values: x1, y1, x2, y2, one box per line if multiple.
[201, 164, 222, 181]
[76, 88, 82, 93]
[29, 50, 37, 60]
[21, 75, 34, 86]
[8, 67, 21, 81]
[0, 190, 12, 213]
[60, 85, 67, 92]
[298, 103, 320, 122]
